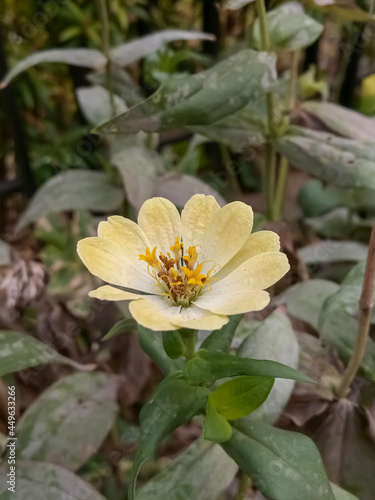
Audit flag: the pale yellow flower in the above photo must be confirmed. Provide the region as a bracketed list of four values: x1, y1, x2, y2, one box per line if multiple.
[77, 195, 289, 331]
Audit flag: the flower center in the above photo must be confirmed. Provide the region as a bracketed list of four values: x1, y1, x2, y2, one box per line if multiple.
[139, 237, 218, 306]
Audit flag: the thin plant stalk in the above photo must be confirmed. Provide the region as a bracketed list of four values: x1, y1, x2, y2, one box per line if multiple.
[274, 50, 300, 220]
[235, 471, 251, 500]
[337, 222, 375, 398]
[96, 0, 115, 116]
[255, 0, 277, 220]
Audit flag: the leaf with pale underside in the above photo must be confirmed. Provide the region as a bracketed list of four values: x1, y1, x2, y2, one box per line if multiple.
[0, 330, 91, 376]
[155, 172, 226, 208]
[111, 30, 215, 67]
[277, 280, 339, 330]
[275, 126, 375, 190]
[111, 142, 164, 210]
[0, 461, 106, 500]
[237, 310, 299, 423]
[253, 2, 323, 51]
[16, 170, 124, 231]
[17, 372, 118, 471]
[319, 261, 375, 380]
[76, 86, 127, 126]
[223, 0, 255, 9]
[0, 48, 106, 88]
[299, 242, 368, 266]
[136, 439, 237, 500]
[302, 101, 375, 141]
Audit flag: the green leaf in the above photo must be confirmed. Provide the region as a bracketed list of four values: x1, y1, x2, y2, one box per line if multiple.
[203, 395, 233, 442]
[211, 375, 274, 419]
[302, 101, 375, 141]
[0, 330, 90, 376]
[221, 419, 335, 500]
[162, 330, 186, 359]
[137, 325, 184, 375]
[137, 439, 238, 500]
[128, 374, 210, 500]
[76, 86, 127, 126]
[237, 310, 299, 424]
[278, 280, 339, 330]
[275, 126, 375, 190]
[319, 261, 375, 380]
[111, 29, 215, 67]
[190, 110, 266, 152]
[98, 49, 277, 134]
[253, 2, 323, 51]
[331, 483, 360, 500]
[0, 48, 106, 88]
[298, 180, 346, 217]
[184, 349, 313, 386]
[17, 372, 118, 471]
[304, 207, 374, 240]
[16, 170, 124, 231]
[200, 314, 242, 353]
[103, 318, 138, 340]
[299, 180, 375, 216]
[0, 460, 106, 500]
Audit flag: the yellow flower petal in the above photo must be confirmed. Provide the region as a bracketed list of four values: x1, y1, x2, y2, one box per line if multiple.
[129, 296, 229, 331]
[181, 194, 220, 256]
[194, 201, 253, 274]
[211, 252, 290, 295]
[138, 197, 181, 256]
[129, 296, 180, 331]
[77, 237, 154, 293]
[194, 290, 270, 315]
[89, 285, 143, 301]
[171, 305, 229, 330]
[215, 230, 280, 280]
[98, 215, 150, 251]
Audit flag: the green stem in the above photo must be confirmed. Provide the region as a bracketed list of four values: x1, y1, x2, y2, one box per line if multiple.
[274, 50, 300, 220]
[180, 329, 198, 361]
[337, 222, 375, 398]
[235, 470, 251, 500]
[255, 0, 277, 221]
[220, 144, 242, 198]
[96, 0, 115, 116]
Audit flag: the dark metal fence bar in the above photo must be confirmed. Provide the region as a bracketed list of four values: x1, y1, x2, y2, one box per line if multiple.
[0, 25, 35, 199]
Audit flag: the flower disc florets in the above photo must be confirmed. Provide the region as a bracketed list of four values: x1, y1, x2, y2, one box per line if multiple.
[139, 238, 218, 307]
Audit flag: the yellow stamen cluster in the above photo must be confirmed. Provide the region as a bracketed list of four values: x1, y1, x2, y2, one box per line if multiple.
[139, 238, 217, 306]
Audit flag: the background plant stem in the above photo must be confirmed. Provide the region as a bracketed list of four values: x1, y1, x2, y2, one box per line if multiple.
[255, 0, 277, 220]
[274, 50, 300, 220]
[235, 470, 251, 500]
[337, 222, 375, 398]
